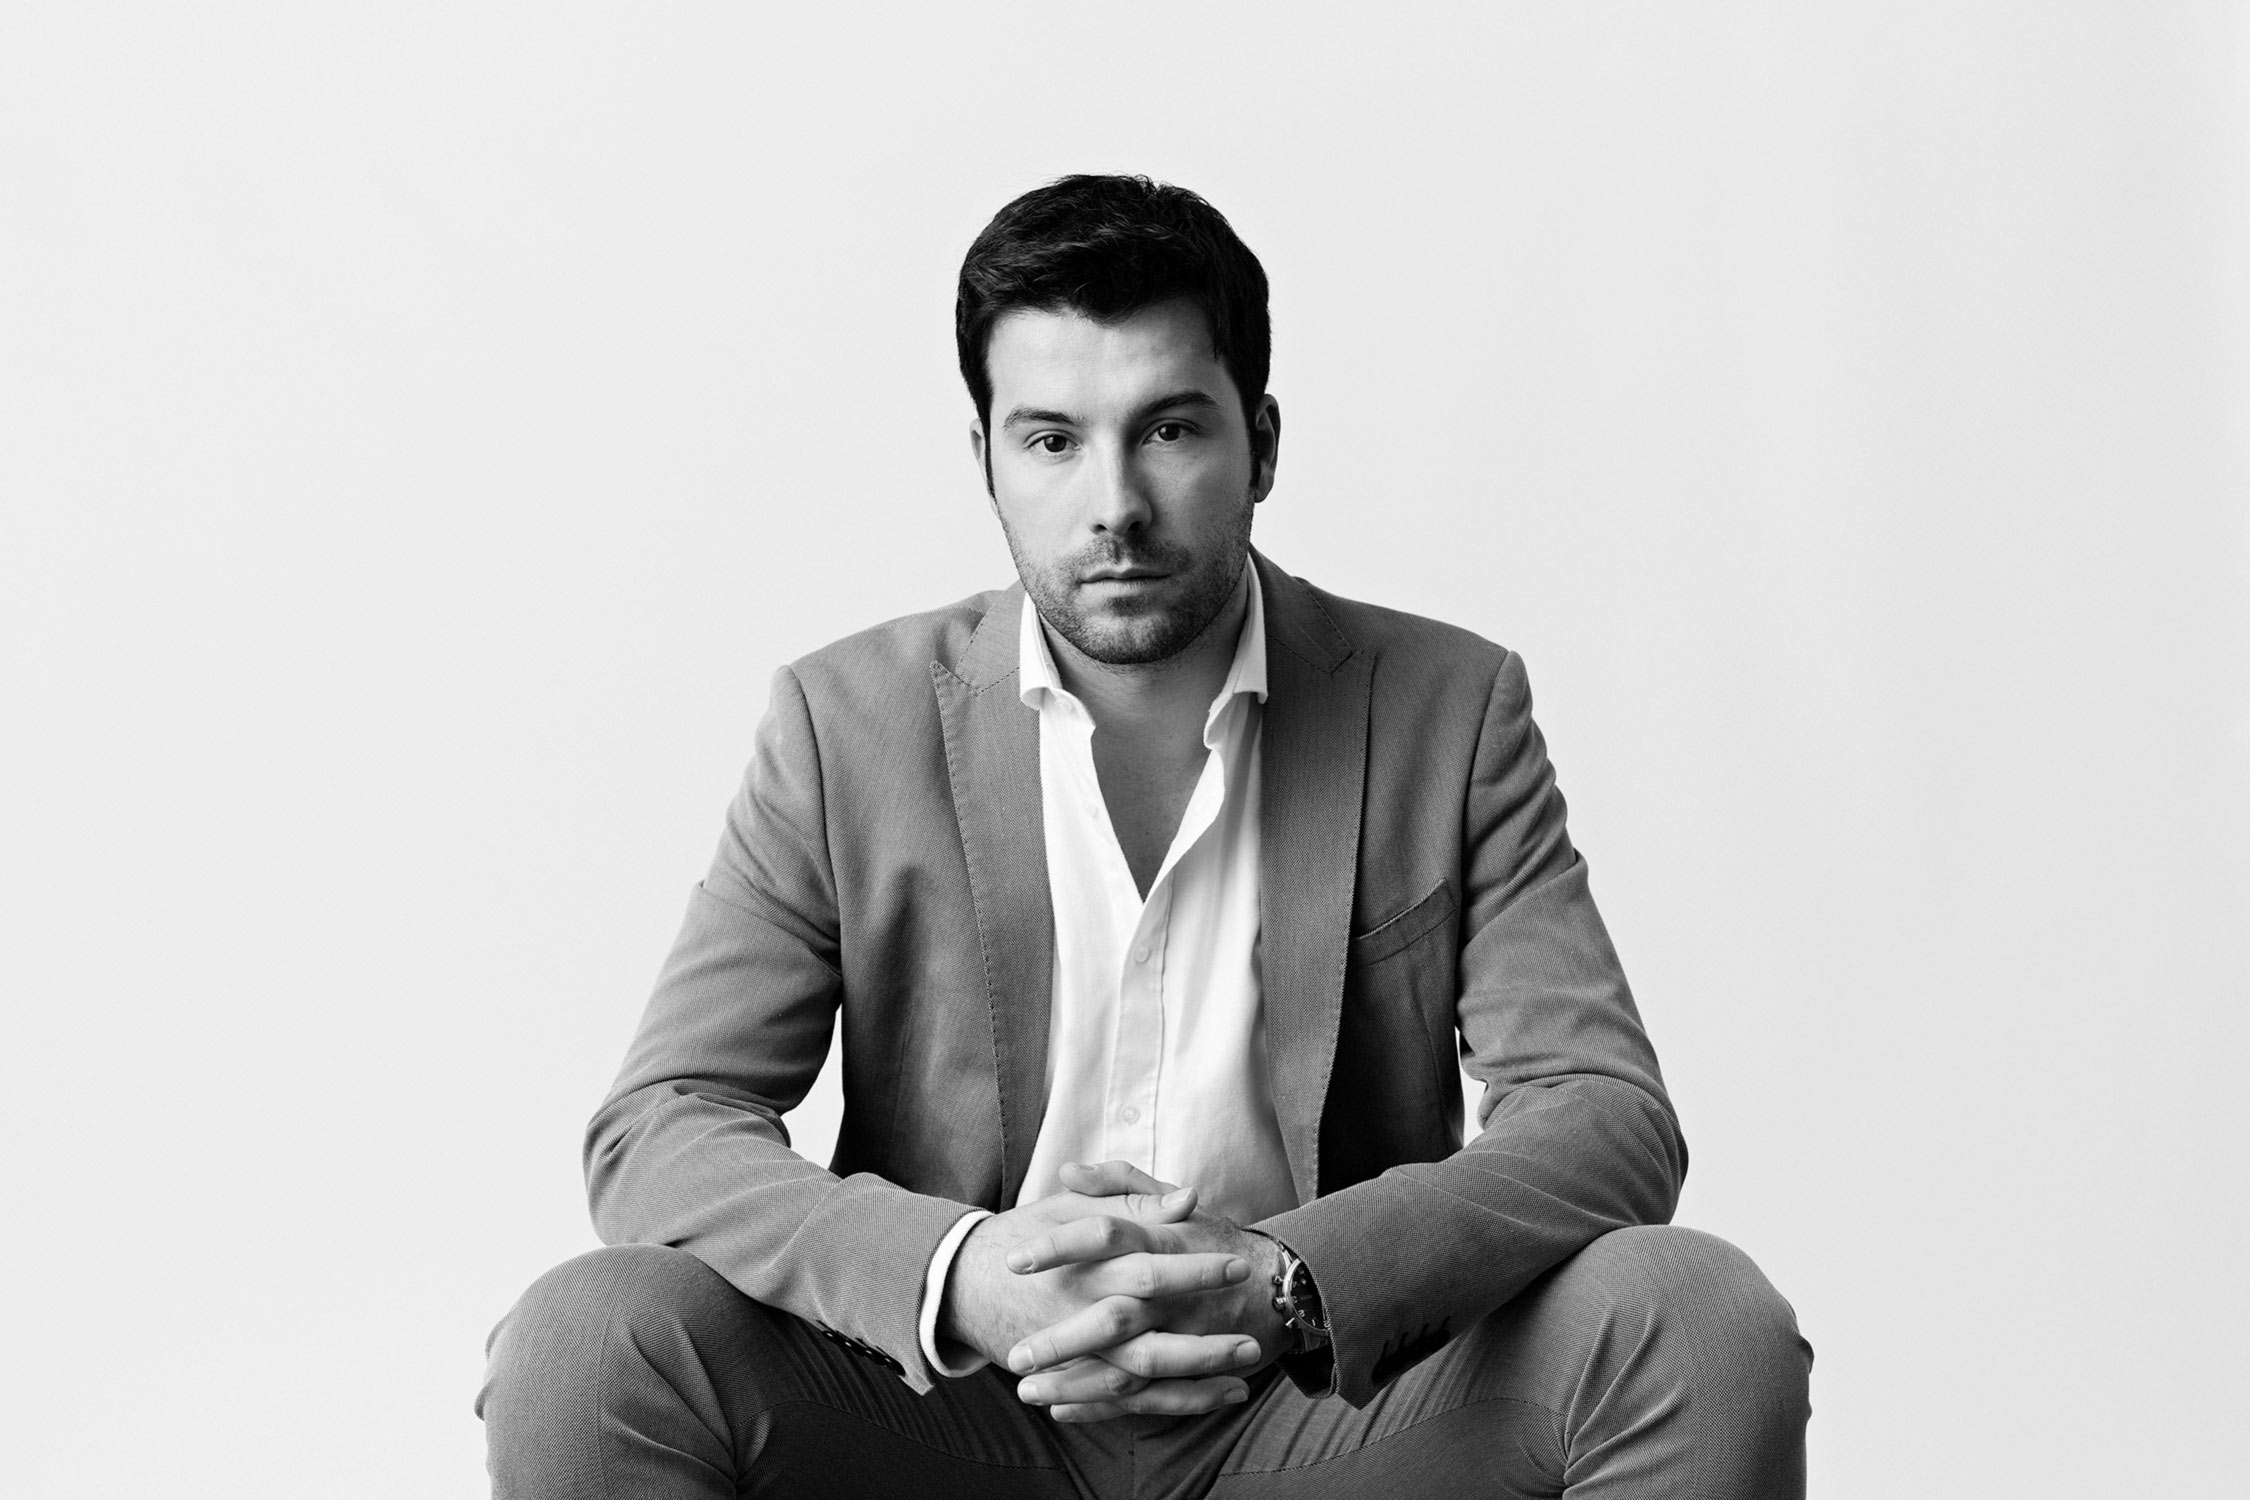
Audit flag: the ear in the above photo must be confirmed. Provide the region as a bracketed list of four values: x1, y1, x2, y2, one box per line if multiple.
[1249, 395, 1281, 503]
[968, 419, 996, 505]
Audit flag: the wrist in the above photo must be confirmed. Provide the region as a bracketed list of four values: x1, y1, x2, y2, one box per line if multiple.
[1241, 1232, 1291, 1357]
[1239, 1227, 1316, 1354]
[937, 1217, 1007, 1361]
[922, 1209, 994, 1376]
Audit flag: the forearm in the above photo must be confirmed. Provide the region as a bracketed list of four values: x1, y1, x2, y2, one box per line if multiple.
[586, 1078, 979, 1389]
[1259, 1070, 1682, 1406]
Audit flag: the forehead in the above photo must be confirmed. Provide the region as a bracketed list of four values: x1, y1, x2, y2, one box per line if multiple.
[985, 300, 1236, 415]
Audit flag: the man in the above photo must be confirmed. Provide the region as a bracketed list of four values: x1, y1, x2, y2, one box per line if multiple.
[481, 174, 1812, 1497]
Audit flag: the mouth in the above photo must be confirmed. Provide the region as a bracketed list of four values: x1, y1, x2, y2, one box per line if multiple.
[1080, 568, 1169, 584]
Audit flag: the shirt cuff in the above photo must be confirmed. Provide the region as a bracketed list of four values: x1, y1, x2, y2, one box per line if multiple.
[918, 1209, 994, 1378]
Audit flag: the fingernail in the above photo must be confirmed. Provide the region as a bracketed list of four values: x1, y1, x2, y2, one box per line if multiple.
[1236, 1340, 1261, 1364]
[1223, 1257, 1248, 1282]
[1008, 1347, 1034, 1374]
[1162, 1188, 1193, 1208]
[1224, 1385, 1249, 1404]
[1005, 1251, 1031, 1272]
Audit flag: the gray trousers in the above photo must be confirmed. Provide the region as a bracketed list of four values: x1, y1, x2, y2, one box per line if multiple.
[479, 1226, 1810, 1499]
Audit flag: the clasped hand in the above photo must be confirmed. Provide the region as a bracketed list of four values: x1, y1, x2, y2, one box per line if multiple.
[938, 1162, 1288, 1422]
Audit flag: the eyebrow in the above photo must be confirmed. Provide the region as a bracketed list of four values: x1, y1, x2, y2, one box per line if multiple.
[999, 389, 1224, 431]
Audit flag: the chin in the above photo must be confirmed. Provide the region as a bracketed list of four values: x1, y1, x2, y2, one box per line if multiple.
[1070, 611, 1200, 667]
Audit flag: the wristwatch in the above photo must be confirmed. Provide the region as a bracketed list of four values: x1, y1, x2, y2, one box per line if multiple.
[1266, 1238, 1330, 1352]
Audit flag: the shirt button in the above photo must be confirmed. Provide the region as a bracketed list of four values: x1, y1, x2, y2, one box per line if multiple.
[1133, 945, 1151, 964]
[1121, 1106, 1141, 1124]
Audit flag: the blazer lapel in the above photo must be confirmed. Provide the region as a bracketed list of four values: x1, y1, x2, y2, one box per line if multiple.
[932, 584, 1054, 1209]
[1253, 553, 1370, 1206]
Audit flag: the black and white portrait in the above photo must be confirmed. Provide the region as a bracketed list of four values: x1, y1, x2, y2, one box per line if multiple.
[3, 7, 2243, 1497]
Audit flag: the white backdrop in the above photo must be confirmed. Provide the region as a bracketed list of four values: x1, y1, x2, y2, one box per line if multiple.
[4, 4, 2245, 1495]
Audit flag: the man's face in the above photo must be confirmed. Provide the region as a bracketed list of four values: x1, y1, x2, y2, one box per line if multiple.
[972, 299, 1279, 667]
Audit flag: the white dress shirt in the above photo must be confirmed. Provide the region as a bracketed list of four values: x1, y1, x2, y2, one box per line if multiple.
[916, 564, 1297, 1374]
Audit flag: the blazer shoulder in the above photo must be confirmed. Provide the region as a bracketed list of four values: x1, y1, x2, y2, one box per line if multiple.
[785, 586, 1011, 704]
[1276, 567, 1516, 684]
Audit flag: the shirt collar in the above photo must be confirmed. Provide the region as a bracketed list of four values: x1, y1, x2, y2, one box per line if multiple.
[1018, 562, 1269, 717]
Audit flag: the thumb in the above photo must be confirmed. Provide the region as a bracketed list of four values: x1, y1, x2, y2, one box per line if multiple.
[1060, 1160, 1177, 1198]
[1061, 1161, 1194, 1223]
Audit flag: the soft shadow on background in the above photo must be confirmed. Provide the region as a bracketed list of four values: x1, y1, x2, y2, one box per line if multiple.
[3, 5, 2244, 1494]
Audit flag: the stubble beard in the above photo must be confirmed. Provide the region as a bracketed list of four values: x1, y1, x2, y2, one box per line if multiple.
[1005, 492, 1256, 669]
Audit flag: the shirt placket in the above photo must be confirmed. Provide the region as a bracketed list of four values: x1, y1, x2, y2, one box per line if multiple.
[1105, 884, 1169, 1165]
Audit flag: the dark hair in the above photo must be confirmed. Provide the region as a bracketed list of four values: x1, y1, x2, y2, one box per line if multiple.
[955, 174, 1271, 429]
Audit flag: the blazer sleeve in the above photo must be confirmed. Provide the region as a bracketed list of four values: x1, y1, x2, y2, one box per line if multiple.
[582, 666, 973, 1392]
[1256, 649, 1688, 1407]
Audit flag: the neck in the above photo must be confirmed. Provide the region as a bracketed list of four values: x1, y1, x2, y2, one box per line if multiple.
[1044, 563, 1250, 738]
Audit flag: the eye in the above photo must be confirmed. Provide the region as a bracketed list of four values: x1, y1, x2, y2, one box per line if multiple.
[1149, 420, 1191, 444]
[1030, 432, 1072, 455]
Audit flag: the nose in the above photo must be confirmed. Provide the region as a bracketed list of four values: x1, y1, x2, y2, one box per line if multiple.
[1085, 444, 1153, 537]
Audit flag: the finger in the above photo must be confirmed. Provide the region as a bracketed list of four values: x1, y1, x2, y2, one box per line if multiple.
[1013, 1354, 1149, 1407]
[1045, 1400, 1129, 1422]
[1011, 1224, 1245, 1291]
[1060, 1160, 1178, 1198]
[1098, 1330, 1266, 1381]
[1005, 1213, 1157, 1274]
[1049, 1377, 1252, 1423]
[1008, 1294, 1159, 1374]
[1013, 1303, 1256, 1378]
[1084, 1251, 1250, 1301]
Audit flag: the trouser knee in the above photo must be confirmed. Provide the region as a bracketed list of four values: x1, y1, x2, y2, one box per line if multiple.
[1561, 1225, 1812, 1414]
[481, 1246, 799, 1497]
[479, 1243, 772, 1418]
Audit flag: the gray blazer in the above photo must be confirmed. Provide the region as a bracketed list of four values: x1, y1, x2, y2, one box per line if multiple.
[587, 552, 1685, 1408]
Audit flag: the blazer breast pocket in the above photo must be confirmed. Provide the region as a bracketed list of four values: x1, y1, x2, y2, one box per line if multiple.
[1349, 879, 1458, 967]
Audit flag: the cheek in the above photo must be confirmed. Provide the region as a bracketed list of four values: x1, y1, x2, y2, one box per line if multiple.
[993, 493, 1073, 562]
[1182, 470, 1256, 534]
[1154, 453, 1244, 508]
